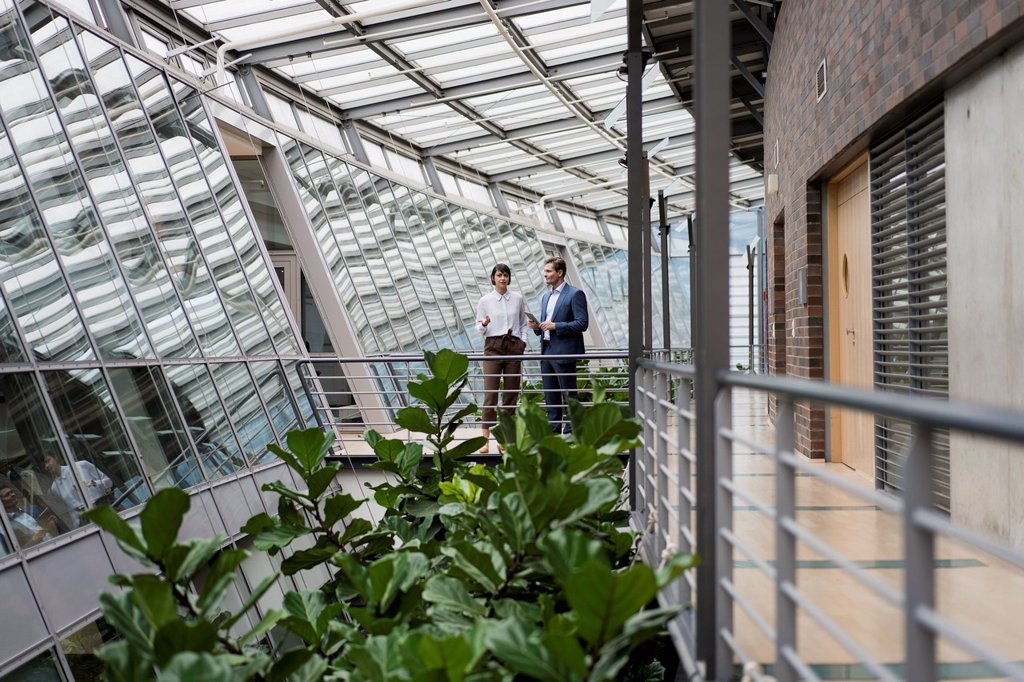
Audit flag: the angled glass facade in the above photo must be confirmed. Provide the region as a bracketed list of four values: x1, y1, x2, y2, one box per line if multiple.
[0, 0, 310, 560]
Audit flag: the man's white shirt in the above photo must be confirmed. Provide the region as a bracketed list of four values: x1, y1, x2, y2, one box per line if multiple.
[543, 284, 564, 341]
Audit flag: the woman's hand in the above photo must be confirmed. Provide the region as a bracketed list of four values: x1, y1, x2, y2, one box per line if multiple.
[479, 315, 490, 327]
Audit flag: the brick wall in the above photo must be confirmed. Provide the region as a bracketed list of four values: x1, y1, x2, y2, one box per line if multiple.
[763, 0, 1024, 457]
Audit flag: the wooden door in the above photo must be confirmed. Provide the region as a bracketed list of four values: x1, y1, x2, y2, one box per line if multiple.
[828, 160, 874, 475]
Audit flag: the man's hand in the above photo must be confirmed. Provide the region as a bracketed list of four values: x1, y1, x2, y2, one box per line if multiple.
[539, 321, 556, 332]
[528, 317, 539, 330]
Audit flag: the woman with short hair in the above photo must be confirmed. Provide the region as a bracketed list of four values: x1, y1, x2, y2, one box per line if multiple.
[475, 263, 529, 453]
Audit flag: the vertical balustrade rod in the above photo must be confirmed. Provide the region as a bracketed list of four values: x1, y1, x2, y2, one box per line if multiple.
[714, 386, 734, 679]
[656, 370, 670, 561]
[904, 424, 937, 681]
[775, 399, 798, 682]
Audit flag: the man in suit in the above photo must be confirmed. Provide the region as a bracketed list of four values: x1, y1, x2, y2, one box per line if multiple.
[528, 257, 588, 433]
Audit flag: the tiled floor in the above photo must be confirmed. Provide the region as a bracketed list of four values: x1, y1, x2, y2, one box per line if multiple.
[717, 390, 1024, 680]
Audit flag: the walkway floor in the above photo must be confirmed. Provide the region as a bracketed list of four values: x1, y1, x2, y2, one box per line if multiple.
[724, 389, 1024, 681]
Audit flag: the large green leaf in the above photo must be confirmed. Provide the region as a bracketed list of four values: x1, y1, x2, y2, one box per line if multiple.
[156, 652, 233, 682]
[442, 541, 504, 594]
[139, 488, 189, 561]
[428, 348, 469, 384]
[239, 608, 284, 646]
[267, 649, 319, 682]
[305, 464, 341, 500]
[409, 632, 476, 682]
[152, 620, 218, 666]
[82, 506, 147, 561]
[564, 561, 658, 646]
[538, 529, 604, 583]
[266, 442, 304, 476]
[281, 544, 336, 575]
[323, 492, 365, 528]
[347, 631, 409, 682]
[422, 575, 487, 617]
[222, 572, 280, 630]
[130, 575, 177, 629]
[368, 552, 430, 612]
[286, 428, 335, 474]
[657, 552, 700, 588]
[98, 591, 152, 653]
[408, 376, 449, 413]
[573, 402, 640, 448]
[95, 640, 151, 682]
[487, 618, 574, 682]
[443, 437, 488, 463]
[196, 547, 248, 614]
[395, 406, 435, 434]
[496, 494, 535, 554]
[282, 590, 342, 645]
[164, 536, 227, 584]
[559, 477, 621, 526]
[253, 525, 310, 552]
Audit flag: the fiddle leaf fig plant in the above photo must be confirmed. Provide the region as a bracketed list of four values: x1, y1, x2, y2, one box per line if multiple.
[86, 349, 696, 681]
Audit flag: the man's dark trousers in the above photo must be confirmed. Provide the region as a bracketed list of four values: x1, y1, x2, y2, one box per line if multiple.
[540, 343, 577, 434]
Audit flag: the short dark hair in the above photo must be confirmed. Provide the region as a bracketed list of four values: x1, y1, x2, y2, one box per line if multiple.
[543, 256, 566, 276]
[490, 263, 511, 285]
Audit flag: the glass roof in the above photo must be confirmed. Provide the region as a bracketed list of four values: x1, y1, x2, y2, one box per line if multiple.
[158, 0, 762, 220]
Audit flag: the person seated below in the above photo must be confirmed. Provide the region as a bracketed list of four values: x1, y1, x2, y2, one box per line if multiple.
[0, 477, 57, 549]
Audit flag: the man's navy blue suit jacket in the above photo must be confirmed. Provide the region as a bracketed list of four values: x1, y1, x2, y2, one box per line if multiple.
[535, 283, 588, 355]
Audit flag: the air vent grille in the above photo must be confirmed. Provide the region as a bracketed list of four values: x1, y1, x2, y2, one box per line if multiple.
[816, 58, 827, 101]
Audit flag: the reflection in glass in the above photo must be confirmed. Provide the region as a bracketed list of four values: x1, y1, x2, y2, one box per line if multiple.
[125, 55, 241, 357]
[45, 369, 151, 514]
[0, 290, 25, 363]
[61, 617, 120, 682]
[172, 86, 298, 356]
[211, 363, 275, 464]
[58, 28, 201, 359]
[7, 5, 152, 360]
[164, 363, 246, 479]
[282, 359, 317, 427]
[251, 361, 300, 439]
[0, 373, 79, 539]
[2, 649, 64, 681]
[108, 367, 203, 490]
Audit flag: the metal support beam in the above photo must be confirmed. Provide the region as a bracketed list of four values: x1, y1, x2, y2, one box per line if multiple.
[545, 205, 566, 232]
[342, 121, 371, 166]
[97, 0, 137, 45]
[738, 93, 765, 127]
[730, 0, 774, 47]
[421, 157, 447, 196]
[695, 0, 731, 677]
[596, 216, 615, 244]
[489, 183, 510, 217]
[730, 54, 765, 98]
[659, 191, 670, 349]
[642, 154, 653, 352]
[627, 0, 645, 479]
[237, 65, 273, 120]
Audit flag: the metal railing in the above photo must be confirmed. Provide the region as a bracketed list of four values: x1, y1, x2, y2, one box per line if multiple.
[296, 352, 629, 458]
[634, 357, 1024, 681]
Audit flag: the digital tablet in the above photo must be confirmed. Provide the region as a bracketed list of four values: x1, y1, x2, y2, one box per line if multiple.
[525, 312, 538, 324]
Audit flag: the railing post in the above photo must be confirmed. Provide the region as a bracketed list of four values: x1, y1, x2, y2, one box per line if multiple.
[678, 376, 693, 609]
[656, 369, 669, 562]
[775, 398, 798, 682]
[642, 366, 655, 517]
[715, 386, 734, 680]
[904, 424, 936, 682]
[694, 0, 731, 674]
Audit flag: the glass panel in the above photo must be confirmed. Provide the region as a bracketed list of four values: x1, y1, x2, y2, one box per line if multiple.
[171, 81, 298, 356]
[211, 362, 275, 464]
[108, 367, 204, 490]
[0, 373, 77, 543]
[0, 289, 26, 363]
[0, 74, 92, 360]
[60, 617, 120, 681]
[233, 158, 292, 250]
[283, 139, 381, 352]
[11, 6, 152, 360]
[164, 363, 246, 479]
[380, 179, 452, 348]
[300, 274, 334, 355]
[351, 168, 426, 351]
[124, 55, 240, 357]
[45, 368, 151, 514]
[282, 359, 317, 428]
[252, 360, 300, 438]
[70, 29, 199, 358]
[2, 649, 64, 681]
